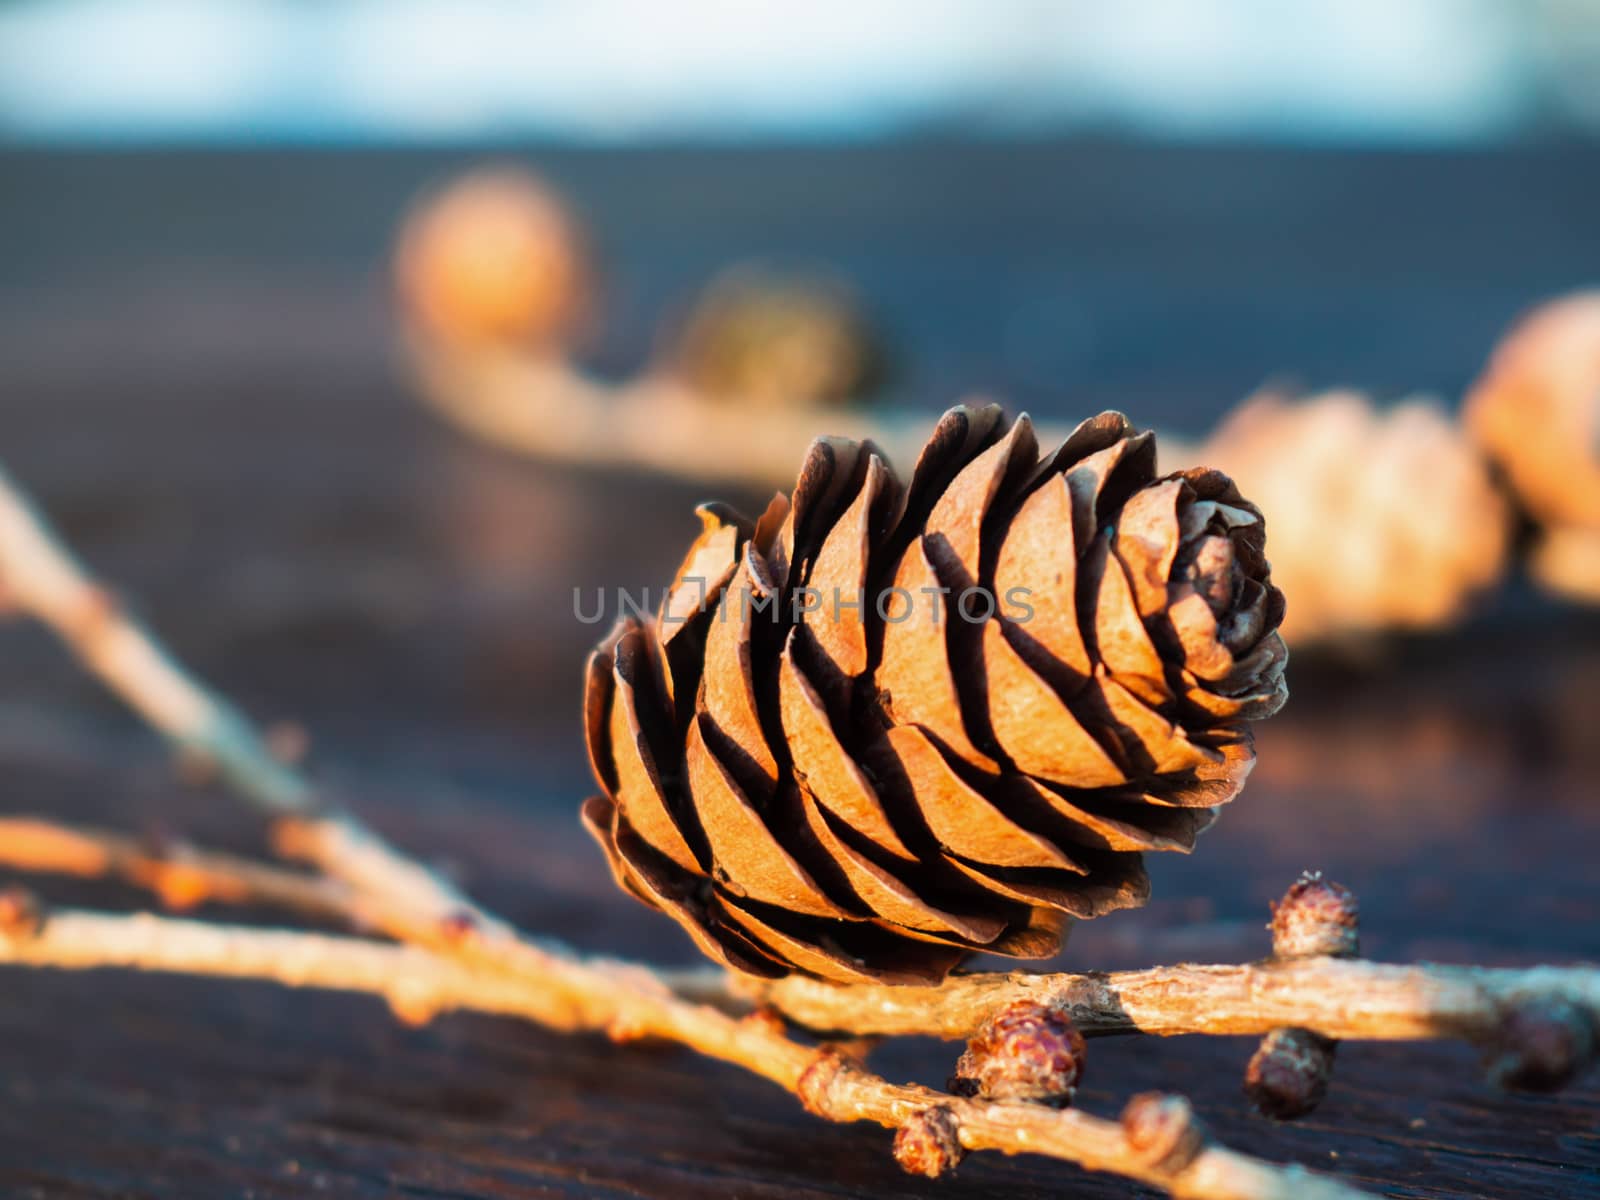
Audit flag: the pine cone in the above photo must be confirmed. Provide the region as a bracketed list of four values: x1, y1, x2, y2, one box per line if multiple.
[1466, 291, 1600, 534]
[663, 265, 887, 411]
[395, 167, 591, 352]
[1465, 291, 1600, 603]
[582, 407, 1287, 983]
[1180, 391, 1512, 644]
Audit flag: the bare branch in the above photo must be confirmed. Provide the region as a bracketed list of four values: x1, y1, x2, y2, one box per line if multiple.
[408, 341, 920, 488]
[0, 464, 311, 813]
[0, 815, 362, 927]
[0, 905, 580, 1029]
[9, 814, 1593, 1069]
[0, 462, 599, 1009]
[0, 906, 1371, 1200]
[743, 959, 1600, 1043]
[405, 339, 1117, 490]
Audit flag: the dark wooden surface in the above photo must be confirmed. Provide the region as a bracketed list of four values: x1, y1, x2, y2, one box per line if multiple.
[0, 142, 1598, 1198]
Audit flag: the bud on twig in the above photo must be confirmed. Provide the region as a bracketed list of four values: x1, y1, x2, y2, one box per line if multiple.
[950, 1001, 1086, 1107]
[437, 910, 481, 947]
[1247, 872, 1359, 1119]
[1269, 872, 1360, 960]
[0, 886, 43, 941]
[1483, 996, 1598, 1092]
[795, 1048, 855, 1119]
[266, 720, 310, 765]
[1122, 1092, 1207, 1173]
[1244, 1027, 1337, 1119]
[893, 1105, 964, 1178]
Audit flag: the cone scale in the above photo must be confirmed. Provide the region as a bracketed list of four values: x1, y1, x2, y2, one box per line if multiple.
[583, 408, 1288, 983]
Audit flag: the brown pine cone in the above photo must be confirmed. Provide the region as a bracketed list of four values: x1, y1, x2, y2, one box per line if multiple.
[582, 407, 1287, 983]
[1181, 391, 1511, 644]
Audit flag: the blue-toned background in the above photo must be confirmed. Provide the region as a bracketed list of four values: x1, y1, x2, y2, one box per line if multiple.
[3, 0, 1599, 146]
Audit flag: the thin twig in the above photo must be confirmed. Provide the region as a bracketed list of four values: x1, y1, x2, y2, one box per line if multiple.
[0, 906, 1370, 1200]
[6, 814, 1592, 1058]
[739, 959, 1600, 1042]
[0, 815, 362, 926]
[0, 460, 597, 996]
[408, 341, 928, 487]
[0, 905, 560, 1026]
[7, 814, 1594, 1059]
[0, 455, 708, 1058]
[406, 339, 1116, 489]
[0, 464, 311, 813]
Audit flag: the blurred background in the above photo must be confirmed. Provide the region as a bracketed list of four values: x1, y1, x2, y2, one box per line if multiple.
[7, 0, 1600, 143]
[6, 0, 1600, 411]
[1, 4, 1598, 1197]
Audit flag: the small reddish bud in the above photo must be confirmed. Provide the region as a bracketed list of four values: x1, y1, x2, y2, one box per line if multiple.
[438, 911, 480, 946]
[1483, 996, 1598, 1092]
[893, 1106, 964, 1179]
[796, 1048, 856, 1119]
[1244, 1027, 1337, 1119]
[174, 746, 221, 788]
[950, 1001, 1086, 1107]
[386, 992, 439, 1028]
[0, 887, 43, 940]
[1253, 874, 1354, 1116]
[604, 1013, 652, 1044]
[1121, 1092, 1206, 1172]
[151, 863, 214, 912]
[268, 817, 314, 860]
[138, 822, 178, 860]
[265, 721, 310, 765]
[739, 1005, 788, 1038]
[1270, 871, 1359, 959]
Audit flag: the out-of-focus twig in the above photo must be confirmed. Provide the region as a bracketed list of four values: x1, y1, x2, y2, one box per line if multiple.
[0, 815, 359, 925]
[407, 339, 962, 489]
[0, 464, 312, 813]
[0, 459, 599, 1008]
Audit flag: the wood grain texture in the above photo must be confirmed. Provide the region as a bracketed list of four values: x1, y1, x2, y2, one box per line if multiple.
[1, 144, 1598, 1197]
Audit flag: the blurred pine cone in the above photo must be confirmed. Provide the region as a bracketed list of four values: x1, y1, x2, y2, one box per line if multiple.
[395, 166, 591, 353]
[582, 407, 1286, 983]
[663, 265, 887, 410]
[1184, 391, 1511, 645]
[1465, 291, 1600, 603]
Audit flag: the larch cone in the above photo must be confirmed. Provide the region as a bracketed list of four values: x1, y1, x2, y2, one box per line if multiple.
[1185, 390, 1511, 644]
[1465, 291, 1600, 603]
[395, 166, 591, 353]
[582, 407, 1288, 983]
